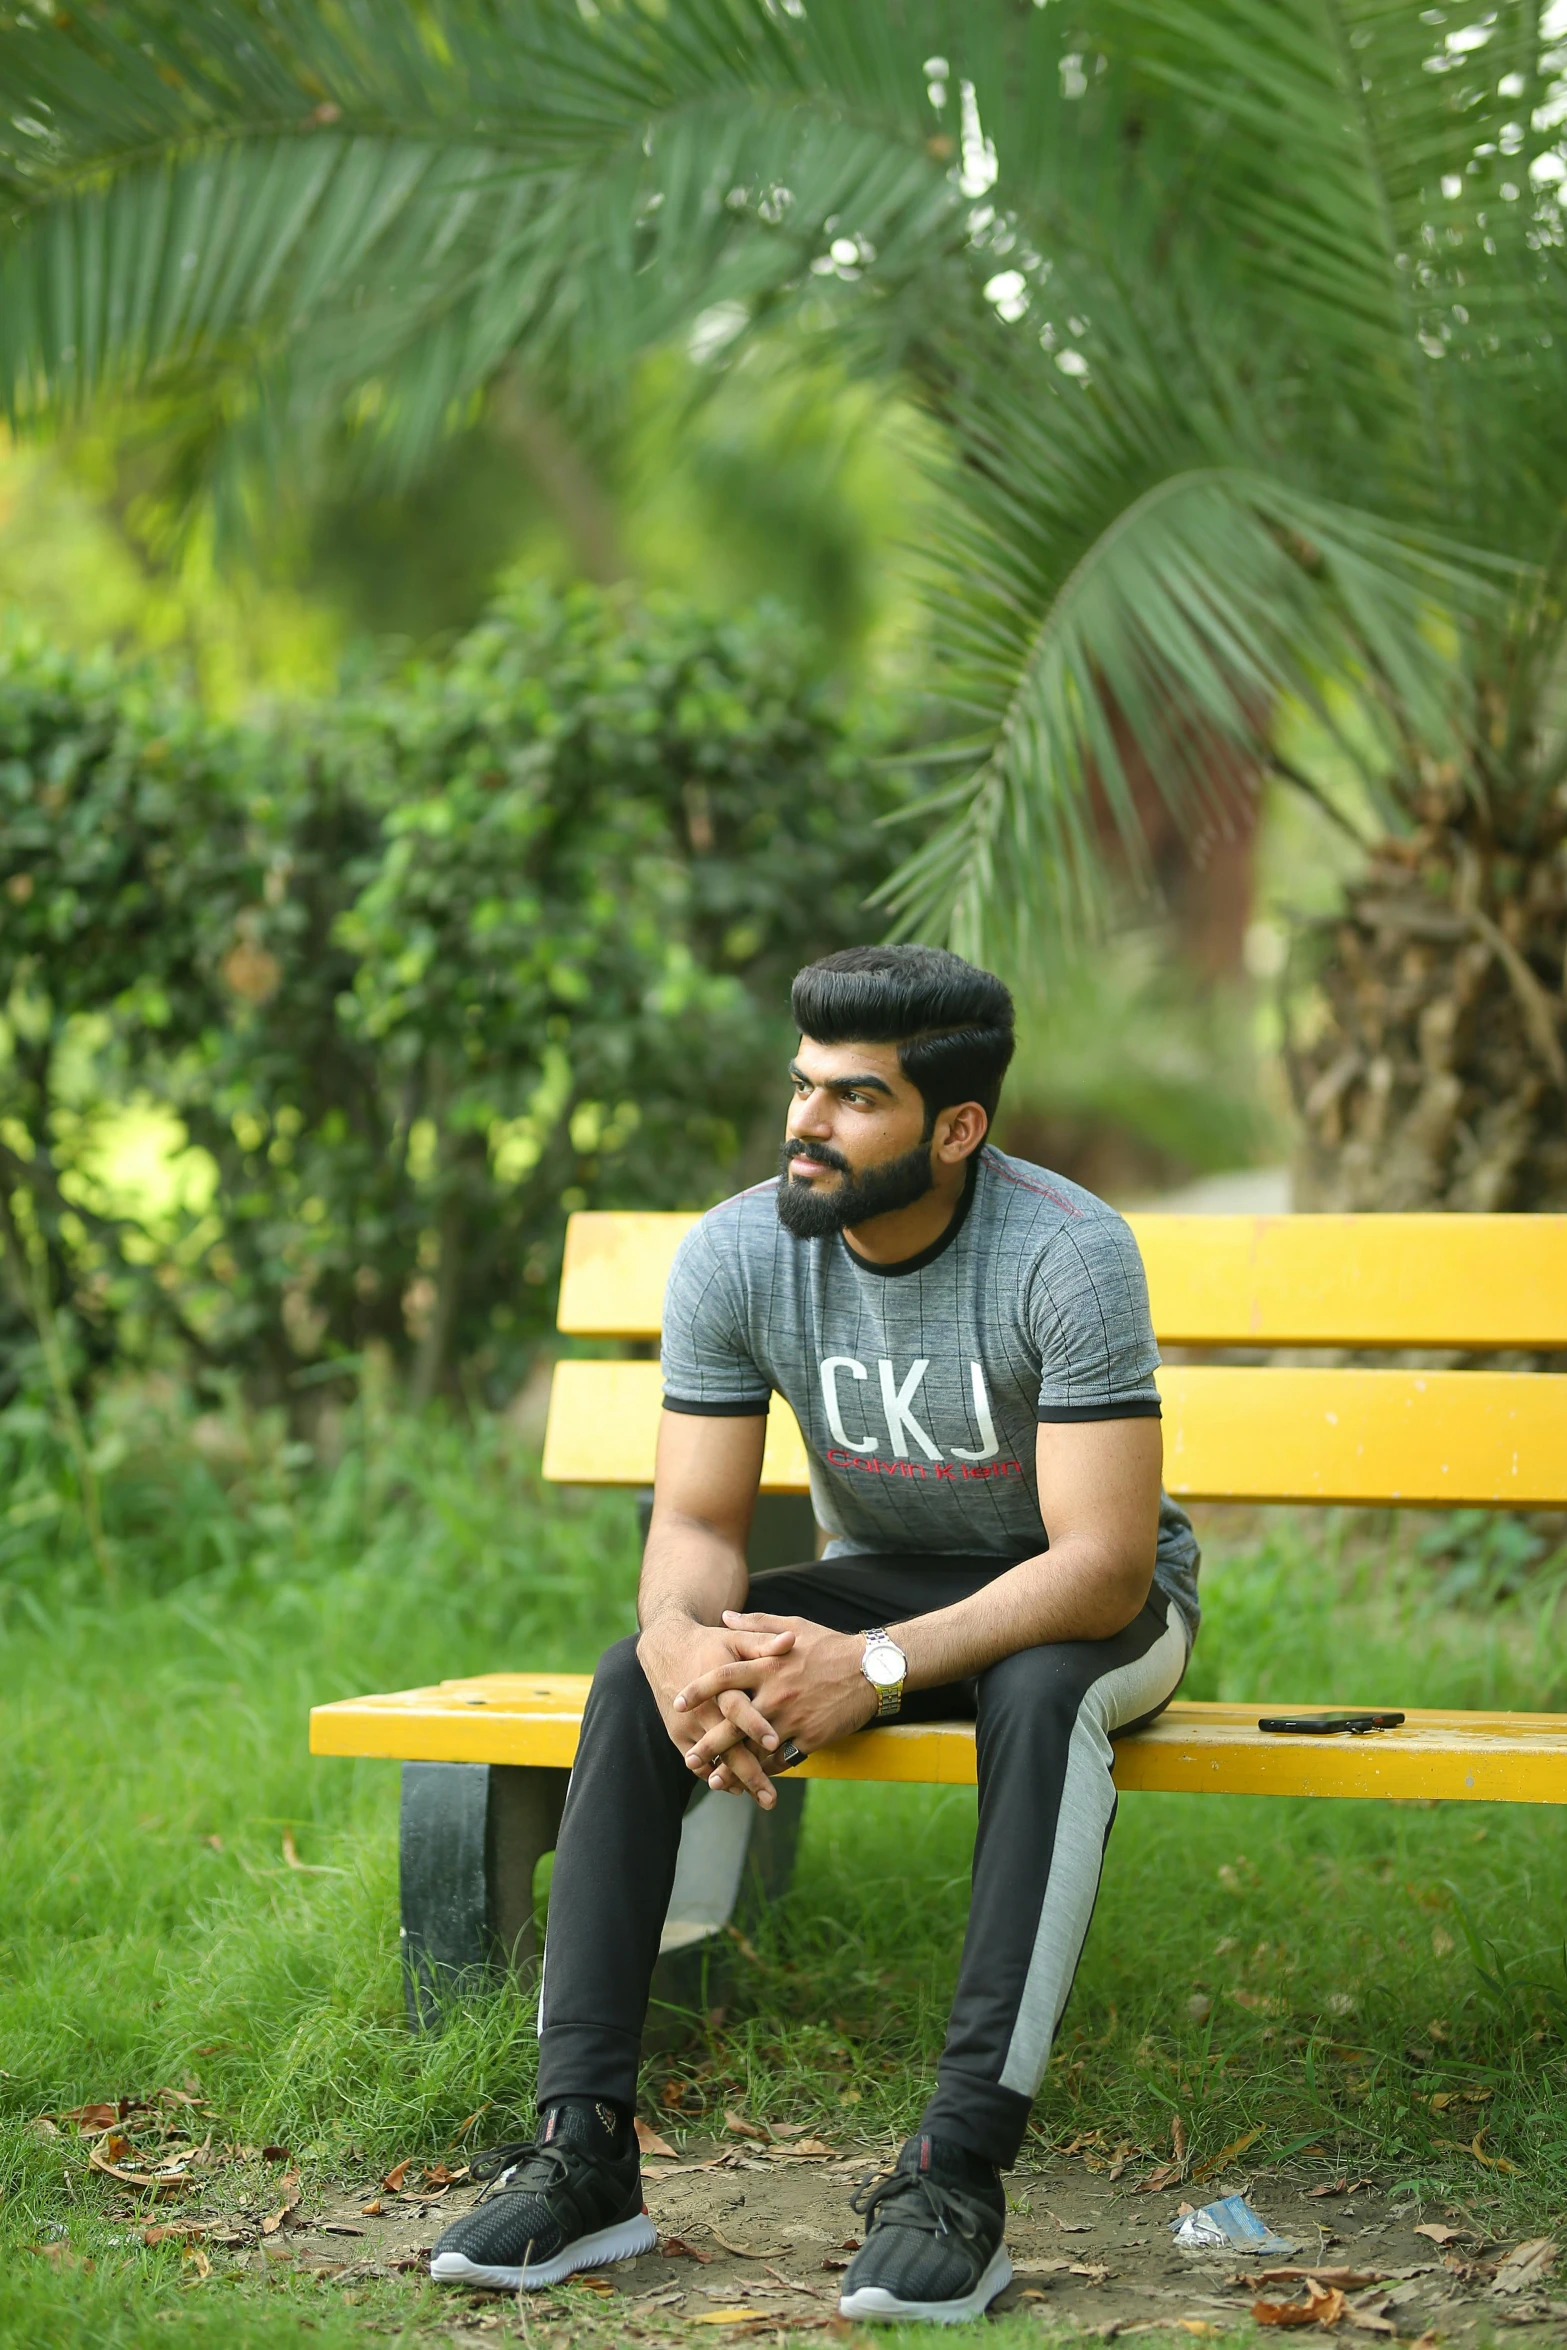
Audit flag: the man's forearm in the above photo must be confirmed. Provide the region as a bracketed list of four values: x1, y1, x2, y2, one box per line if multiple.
[890, 1541, 1155, 1691]
[637, 1509, 750, 1633]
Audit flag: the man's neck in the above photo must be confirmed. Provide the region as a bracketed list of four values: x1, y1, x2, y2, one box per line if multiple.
[842, 1156, 976, 1267]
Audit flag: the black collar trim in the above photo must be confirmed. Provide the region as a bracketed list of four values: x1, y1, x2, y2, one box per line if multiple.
[839, 1153, 981, 1280]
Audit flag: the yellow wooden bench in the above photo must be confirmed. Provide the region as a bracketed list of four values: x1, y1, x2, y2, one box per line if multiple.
[311, 1210, 1567, 2019]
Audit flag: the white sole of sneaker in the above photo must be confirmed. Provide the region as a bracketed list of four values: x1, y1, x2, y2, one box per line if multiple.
[431, 2211, 659, 2291]
[838, 2243, 1013, 2325]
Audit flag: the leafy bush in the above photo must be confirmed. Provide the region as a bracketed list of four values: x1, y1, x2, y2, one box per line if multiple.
[0, 587, 900, 1411]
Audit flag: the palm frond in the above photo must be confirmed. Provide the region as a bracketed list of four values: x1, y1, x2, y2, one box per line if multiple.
[2, 0, 1563, 954]
[876, 312, 1500, 961]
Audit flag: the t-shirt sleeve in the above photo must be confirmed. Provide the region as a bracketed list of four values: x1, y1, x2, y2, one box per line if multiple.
[1029, 1213, 1162, 1421]
[659, 1215, 772, 1417]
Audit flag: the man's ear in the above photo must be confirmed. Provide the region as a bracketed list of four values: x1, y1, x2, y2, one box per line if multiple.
[934, 1101, 989, 1164]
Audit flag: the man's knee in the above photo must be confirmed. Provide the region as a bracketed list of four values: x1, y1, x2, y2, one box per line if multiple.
[589, 1633, 654, 1710]
[975, 1640, 1102, 1759]
[980, 1638, 1089, 1716]
[574, 1633, 671, 1772]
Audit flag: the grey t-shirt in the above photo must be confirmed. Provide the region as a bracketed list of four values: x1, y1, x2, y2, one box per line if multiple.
[660, 1145, 1200, 1640]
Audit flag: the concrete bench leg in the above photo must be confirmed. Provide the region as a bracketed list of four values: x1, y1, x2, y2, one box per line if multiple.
[400, 1759, 806, 2029]
[400, 1760, 571, 2025]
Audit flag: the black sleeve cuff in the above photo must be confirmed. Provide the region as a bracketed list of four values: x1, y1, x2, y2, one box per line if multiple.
[662, 1394, 772, 1418]
[1037, 1399, 1163, 1423]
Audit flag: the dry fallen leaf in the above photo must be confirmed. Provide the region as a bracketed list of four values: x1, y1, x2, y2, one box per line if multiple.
[571, 2274, 613, 2295]
[1414, 2222, 1464, 2246]
[1259, 2284, 1343, 2321]
[143, 2222, 213, 2248]
[30, 2244, 92, 2273]
[182, 2246, 212, 2282]
[1306, 2180, 1349, 2200]
[767, 2136, 835, 2159]
[60, 2103, 120, 2133]
[359, 2199, 383, 2217]
[692, 2311, 757, 2326]
[1252, 2282, 1347, 2329]
[710, 2227, 789, 2260]
[1135, 2162, 1183, 2193]
[1491, 2239, 1558, 2296]
[724, 2109, 768, 2142]
[1441, 2254, 1496, 2285]
[662, 2235, 714, 2264]
[1342, 2306, 1394, 2335]
[1251, 2271, 1387, 2289]
[1189, 2126, 1264, 2186]
[1432, 2129, 1521, 2174]
[1178, 2325, 1218, 2338]
[260, 2168, 302, 2236]
[1071, 2263, 1112, 2284]
[382, 2158, 412, 2191]
[87, 2144, 192, 2194]
[636, 2120, 679, 2160]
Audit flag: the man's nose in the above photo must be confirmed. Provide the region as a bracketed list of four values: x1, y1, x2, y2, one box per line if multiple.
[788, 1088, 834, 1135]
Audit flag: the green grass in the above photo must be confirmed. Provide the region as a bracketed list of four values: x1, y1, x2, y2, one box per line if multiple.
[2, 1394, 1566, 2345]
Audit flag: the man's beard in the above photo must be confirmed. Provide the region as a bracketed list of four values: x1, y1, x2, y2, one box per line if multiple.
[775, 1136, 936, 1239]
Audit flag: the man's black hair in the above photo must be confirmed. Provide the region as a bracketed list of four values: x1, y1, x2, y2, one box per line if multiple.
[790, 945, 1016, 1129]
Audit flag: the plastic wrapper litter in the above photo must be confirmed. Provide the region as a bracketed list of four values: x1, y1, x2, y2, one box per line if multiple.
[1170, 2194, 1299, 2256]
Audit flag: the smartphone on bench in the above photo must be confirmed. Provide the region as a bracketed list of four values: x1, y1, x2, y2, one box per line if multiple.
[1258, 1711, 1406, 1735]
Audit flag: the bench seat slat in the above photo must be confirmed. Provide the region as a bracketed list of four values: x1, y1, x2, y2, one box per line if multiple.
[309, 1678, 1567, 1804]
[556, 1210, 1567, 1349]
[542, 1359, 1567, 1506]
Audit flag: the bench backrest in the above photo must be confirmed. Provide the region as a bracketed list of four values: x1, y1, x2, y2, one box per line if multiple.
[544, 1212, 1567, 1507]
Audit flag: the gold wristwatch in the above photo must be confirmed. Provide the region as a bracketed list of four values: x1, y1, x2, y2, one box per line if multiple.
[861, 1628, 908, 1719]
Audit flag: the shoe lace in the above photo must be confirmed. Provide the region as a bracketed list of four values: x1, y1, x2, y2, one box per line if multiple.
[850, 2164, 993, 2246]
[467, 2137, 574, 2204]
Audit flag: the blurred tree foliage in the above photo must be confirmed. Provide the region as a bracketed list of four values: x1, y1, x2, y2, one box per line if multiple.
[0, 586, 900, 1414]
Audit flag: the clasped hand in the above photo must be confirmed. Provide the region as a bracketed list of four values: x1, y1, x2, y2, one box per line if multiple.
[638, 1611, 878, 1808]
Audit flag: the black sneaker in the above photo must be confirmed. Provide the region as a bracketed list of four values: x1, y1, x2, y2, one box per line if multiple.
[430, 2100, 656, 2290]
[837, 2131, 1011, 2324]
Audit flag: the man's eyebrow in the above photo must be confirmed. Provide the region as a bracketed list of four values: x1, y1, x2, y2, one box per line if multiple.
[788, 1059, 896, 1097]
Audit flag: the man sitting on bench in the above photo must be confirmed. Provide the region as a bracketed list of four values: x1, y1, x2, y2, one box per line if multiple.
[433, 944, 1201, 2323]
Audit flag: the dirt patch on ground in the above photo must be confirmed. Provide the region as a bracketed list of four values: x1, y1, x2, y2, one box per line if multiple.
[194, 2143, 1567, 2337]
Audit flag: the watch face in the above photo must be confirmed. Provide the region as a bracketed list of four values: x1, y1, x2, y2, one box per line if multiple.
[866, 1647, 904, 1687]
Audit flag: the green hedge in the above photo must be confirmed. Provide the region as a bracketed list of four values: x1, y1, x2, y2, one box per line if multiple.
[0, 584, 901, 1411]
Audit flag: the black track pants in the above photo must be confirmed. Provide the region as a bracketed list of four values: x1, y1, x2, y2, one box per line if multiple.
[536, 1554, 1189, 2167]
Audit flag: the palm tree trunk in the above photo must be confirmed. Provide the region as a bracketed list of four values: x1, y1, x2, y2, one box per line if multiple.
[1285, 787, 1567, 1210]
